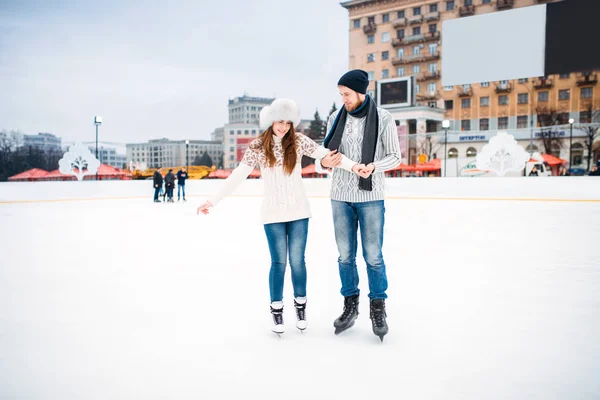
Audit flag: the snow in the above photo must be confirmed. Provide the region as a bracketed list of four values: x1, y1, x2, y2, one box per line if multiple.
[1, 178, 599, 399]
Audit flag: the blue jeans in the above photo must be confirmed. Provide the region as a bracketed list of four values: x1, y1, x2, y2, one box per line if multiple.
[178, 184, 185, 198]
[264, 218, 309, 303]
[154, 187, 161, 201]
[331, 200, 388, 299]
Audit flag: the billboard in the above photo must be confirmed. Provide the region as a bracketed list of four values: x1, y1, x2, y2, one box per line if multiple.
[377, 76, 415, 109]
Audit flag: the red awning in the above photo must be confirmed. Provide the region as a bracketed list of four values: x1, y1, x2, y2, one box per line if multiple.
[248, 169, 261, 178]
[208, 169, 233, 179]
[7, 168, 49, 181]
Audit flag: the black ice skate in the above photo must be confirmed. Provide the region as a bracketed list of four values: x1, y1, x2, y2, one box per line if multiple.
[294, 297, 307, 331]
[270, 302, 284, 336]
[333, 295, 359, 335]
[370, 298, 388, 342]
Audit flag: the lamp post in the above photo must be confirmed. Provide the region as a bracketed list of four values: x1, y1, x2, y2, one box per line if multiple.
[185, 140, 190, 171]
[442, 119, 450, 177]
[94, 116, 102, 180]
[568, 118, 575, 170]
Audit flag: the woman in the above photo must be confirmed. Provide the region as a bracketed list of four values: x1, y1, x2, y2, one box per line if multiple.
[197, 99, 361, 335]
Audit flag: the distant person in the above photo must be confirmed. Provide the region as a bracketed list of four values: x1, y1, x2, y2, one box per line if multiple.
[177, 167, 189, 201]
[559, 166, 570, 176]
[153, 168, 163, 203]
[529, 166, 539, 176]
[590, 165, 600, 176]
[165, 169, 176, 202]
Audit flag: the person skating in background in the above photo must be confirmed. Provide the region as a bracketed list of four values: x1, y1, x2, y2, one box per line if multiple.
[197, 98, 364, 336]
[165, 169, 176, 202]
[177, 167, 189, 201]
[153, 167, 163, 203]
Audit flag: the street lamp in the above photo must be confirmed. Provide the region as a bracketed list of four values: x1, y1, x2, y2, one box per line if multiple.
[94, 116, 102, 180]
[185, 140, 190, 171]
[442, 119, 450, 177]
[568, 118, 575, 170]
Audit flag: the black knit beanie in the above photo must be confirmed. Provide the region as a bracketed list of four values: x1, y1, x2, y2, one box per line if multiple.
[337, 69, 369, 94]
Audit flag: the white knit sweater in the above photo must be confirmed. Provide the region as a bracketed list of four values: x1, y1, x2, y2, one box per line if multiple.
[208, 133, 356, 224]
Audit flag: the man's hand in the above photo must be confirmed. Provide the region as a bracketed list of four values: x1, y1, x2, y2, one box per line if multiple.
[355, 163, 375, 179]
[197, 201, 213, 215]
[321, 150, 342, 169]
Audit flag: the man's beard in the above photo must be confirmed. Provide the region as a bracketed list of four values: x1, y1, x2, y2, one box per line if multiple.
[344, 98, 363, 112]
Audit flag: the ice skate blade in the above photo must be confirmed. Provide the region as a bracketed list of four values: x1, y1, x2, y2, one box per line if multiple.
[334, 321, 355, 335]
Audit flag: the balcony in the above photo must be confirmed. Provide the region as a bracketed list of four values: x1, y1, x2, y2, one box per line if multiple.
[533, 78, 554, 89]
[459, 5, 475, 16]
[391, 38, 404, 48]
[417, 72, 441, 82]
[392, 18, 407, 28]
[423, 51, 440, 62]
[495, 82, 513, 93]
[497, 0, 515, 9]
[458, 87, 473, 97]
[403, 33, 425, 44]
[577, 73, 598, 86]
[363, 23, 376, 34]
[408, 15, 423, 25]
[392, 31, 440, 47]
[424, 11, 440, 21]
[418, 91, 440, 101]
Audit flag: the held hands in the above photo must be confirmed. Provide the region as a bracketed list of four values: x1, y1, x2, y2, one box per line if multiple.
[197, 201, 213, 215]
[320, 150, 342, 169]
[352, 163, 375, 179]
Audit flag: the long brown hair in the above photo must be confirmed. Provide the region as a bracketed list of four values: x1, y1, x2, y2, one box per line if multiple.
[255, 124, 298, 175]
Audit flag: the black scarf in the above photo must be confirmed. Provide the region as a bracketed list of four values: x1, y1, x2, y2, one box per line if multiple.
[324, 95, 379, 191]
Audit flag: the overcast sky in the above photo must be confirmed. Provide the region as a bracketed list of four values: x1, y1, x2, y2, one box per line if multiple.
[1, 0, 350, 145]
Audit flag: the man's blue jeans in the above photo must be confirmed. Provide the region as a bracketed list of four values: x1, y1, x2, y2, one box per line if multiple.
[264, 218, 309, 303]
[331, 200, 388, 299]
[178, 184, 185, 199]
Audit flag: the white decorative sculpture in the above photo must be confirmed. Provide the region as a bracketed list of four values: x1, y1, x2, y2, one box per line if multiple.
[58, 143, 101, 181]
[475, 132, 530, 177]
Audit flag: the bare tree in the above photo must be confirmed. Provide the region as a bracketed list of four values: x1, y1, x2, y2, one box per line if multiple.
[535, 106, 563, 155]
[418, 133, 443, 161]
[578, 105, 600, 170]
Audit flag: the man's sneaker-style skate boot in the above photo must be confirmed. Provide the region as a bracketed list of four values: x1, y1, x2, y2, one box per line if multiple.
[370, 298, 388, 342]
[294, 297, 307, 331]
[333, 294, 359, 335]
[270, 301, 284, 336]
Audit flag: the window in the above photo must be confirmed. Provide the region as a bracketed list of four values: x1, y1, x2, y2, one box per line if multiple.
[367, 53, 375, 62]
[499, 95, 508, 105]
[518, 78, 528, 83]
[461, 120, 471, 131]
[558, 90, 570, 100]
[229, 147, 234, 152]
[230, 131, 234, 135]
[413, 7, 421, 15]
[580, 110, 592, 123]
[427, 83, 436, 93]
[462, 98, 471, 108]
[430, 4, 438, 12]
[353, 19, 361, 28]
[517, 116, 528, 128]
[482, 0, 491, 3]
[429, 24, 437, 33]
[398, 10, 405, 18]
[382, 32, 390, 42]
[518, 93, 529, 104]
[367, 35, 375, 44]
[572, 143, 584, 165]
[558, 112, 569, 124]
[415, 84, 421, 93]
[448, 148, 459, 158]
[480, 82, 489, 87]
[397, 48, 404, 59]
[498, 117, 509, 129]
[581, 87, 593, 99]
[413, 26, 421, 35]
[412, 64, 420, 74]
[412, 46, 420, 55]
[428, 63, 437, 73]
[560, 73, 570, 79]
[444, 85, 453, 91]
[466, 147, 477, 157]
[463, 84, 471, 90]
[480, 118, 489, 131]
[368, 16, 375, 24]
[382, 69, 389, 79]
[397, 67, 405, 76]
[367, 71, 375, 80]
[538, 91, 549, 102]
[447, 1, 455, 10]
[445, 100, 454, 109]
[397, 29, 405, 39]
[382, 13, 390, 23]
[382, 51, 389, 61]
[428, 43, 438, 54]
[464, 0, 473, 5]
[480, 96, 490, 107]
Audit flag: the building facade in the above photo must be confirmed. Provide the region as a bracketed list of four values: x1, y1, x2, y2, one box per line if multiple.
[88, 146, 127, 169]
[341, 0, 600, 169]
[126, 139, 223, 169]
[23, 133, 62, 151]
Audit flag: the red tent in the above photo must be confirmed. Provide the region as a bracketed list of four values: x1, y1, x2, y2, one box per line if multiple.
[8, 168, 49, 181]
[528, 153, 567, 176]
[38, 164, 132, 181]
[208, 169, 233, 179]
[301, 163, 327, 178]
[248, 169, 261, 179]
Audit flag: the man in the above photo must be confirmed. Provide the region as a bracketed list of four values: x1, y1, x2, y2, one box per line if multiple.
[153, 167, 163, 203]
[319, 69, 401, 341]
[590, 165, 600, 176]
[165, 169, 176, 202]
[177, 167, 189, 201]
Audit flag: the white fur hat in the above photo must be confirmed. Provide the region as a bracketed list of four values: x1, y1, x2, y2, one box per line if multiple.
[259, 98, 301, 130]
